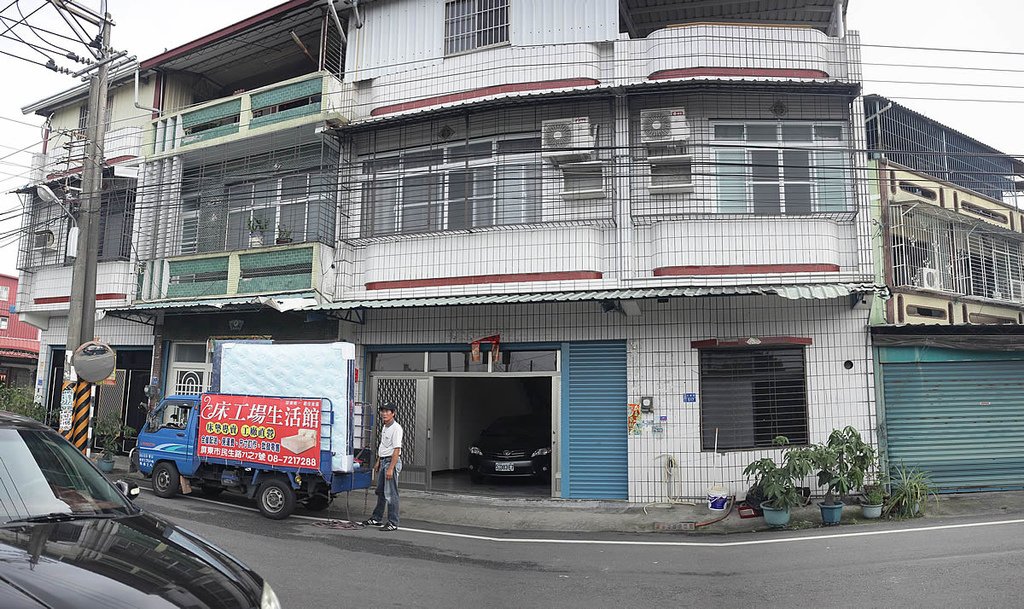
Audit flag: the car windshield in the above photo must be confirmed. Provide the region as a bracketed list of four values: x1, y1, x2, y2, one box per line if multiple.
[0, 427, 134, 524]
[482, 416, 547, 439]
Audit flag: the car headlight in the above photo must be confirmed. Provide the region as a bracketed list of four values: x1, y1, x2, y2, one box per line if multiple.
[531, 448, 551, 458]
[469, 446, 482, 455]
[261, 581, 281, 609]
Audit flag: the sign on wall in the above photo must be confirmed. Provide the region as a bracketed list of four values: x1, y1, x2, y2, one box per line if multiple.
[198, 394, 322, 470]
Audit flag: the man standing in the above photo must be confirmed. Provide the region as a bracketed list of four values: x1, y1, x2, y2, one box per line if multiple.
[362, 403, 403, 531]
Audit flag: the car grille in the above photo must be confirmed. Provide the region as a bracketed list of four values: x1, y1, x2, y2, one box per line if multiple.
[484, 449, 527, 459]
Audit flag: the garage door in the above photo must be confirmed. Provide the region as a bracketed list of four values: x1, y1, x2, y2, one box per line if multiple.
[562, 341, 627, 499]
[880, 347, 1024, 492]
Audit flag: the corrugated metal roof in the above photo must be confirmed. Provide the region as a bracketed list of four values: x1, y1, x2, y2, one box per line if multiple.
[316, 283, 880, 310]
[128, 292, 319, 313]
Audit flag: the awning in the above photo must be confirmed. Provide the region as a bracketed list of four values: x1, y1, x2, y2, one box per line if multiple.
[119, 292, 321, 314]
[315, 282, 882, 311]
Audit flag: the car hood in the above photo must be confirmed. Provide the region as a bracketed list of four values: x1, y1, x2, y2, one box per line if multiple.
[0, 512, 263, 609]
[476, 432, 549, 453]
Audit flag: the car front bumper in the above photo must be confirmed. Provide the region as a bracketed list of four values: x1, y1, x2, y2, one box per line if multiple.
[469, 454, 551, 478]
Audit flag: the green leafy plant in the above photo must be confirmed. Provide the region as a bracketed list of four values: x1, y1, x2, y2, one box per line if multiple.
[811, 426, 876, 506]
[247, 216, 269, 233]
[884, 462, 935, 518]
[276, 224, 293, 243]
[742, 436, 814, 511]
[0, 387, 46, 423]
[863, 483, 885, 506]
[94, 412, 137, 461]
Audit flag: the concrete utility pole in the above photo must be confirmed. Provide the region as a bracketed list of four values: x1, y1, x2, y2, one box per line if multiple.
[62, 2, 112, 454]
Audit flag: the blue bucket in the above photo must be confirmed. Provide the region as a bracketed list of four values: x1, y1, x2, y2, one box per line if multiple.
[707, 486, 728, 511]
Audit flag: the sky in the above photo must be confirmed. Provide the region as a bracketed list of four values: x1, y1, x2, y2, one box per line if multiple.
[0, 0, 1021, 277]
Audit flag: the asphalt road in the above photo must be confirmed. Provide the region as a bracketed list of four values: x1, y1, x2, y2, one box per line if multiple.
[136, 491, 1024, 608]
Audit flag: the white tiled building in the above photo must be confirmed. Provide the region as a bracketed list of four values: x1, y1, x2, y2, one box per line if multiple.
[18, 0, 877, 502]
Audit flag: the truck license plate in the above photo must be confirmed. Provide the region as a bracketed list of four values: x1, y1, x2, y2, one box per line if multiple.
[494, 462, 514, 472]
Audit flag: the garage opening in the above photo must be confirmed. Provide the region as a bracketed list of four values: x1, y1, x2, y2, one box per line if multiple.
[431, 376, 552, 498]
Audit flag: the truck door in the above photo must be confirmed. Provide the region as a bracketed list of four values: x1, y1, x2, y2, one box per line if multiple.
[138, 398, 198, 475]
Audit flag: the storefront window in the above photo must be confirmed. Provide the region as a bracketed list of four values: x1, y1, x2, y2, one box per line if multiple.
[370, 352, 425, 372]
[493, 350, 557, 372]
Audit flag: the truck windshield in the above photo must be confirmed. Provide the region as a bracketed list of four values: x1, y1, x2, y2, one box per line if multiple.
[0, 428, 134, 524]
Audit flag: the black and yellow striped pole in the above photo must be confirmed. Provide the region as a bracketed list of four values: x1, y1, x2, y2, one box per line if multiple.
[64, 380, 93, 453]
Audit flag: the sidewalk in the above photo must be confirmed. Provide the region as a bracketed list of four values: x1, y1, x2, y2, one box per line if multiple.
[107, 455, 1024, 535]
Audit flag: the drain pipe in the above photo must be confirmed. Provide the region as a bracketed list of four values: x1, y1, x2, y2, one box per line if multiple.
[135, 64, 159, 114]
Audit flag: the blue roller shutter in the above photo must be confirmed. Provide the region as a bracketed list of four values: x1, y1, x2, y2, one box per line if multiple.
[880, 347, 1024, 492]
[562, 341, 627, 499]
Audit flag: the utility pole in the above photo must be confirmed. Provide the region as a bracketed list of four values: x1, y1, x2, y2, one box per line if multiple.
[61, 1, 112, 454]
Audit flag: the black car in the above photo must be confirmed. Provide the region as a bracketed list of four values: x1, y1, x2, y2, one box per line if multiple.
[0, 411, 279, 609]
[468, 415, 551, 483]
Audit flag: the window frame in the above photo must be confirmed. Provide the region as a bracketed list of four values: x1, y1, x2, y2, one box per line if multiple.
[362, 133, 542, 238]
[711, 120, 851, 215]
[443, 0, 510, 57]
[697, 344, 810, 452]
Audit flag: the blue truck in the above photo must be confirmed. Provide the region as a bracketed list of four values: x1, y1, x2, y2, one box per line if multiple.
[137, 342, 372, 519]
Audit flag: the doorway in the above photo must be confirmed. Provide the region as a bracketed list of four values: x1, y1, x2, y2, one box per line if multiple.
[431, 376, 553, 498]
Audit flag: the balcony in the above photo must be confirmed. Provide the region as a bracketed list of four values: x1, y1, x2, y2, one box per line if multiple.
[149, 72, 348, 156]
[43, 126, 143, 178]
[630, 24, 858, 85]
[352, 23, 857, 123]
[140, 242, 331, 302]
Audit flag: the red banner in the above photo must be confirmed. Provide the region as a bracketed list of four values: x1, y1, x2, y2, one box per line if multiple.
[198, 394, 322, 470]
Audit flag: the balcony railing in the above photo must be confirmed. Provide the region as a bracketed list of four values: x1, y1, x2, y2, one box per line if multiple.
[141, 242, 324, 301]
[149, 71, 347, 155]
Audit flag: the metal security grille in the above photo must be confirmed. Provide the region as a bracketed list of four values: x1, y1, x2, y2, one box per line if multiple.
[699, 347, 808, 450]
[374, 377, 417, 462]
[890, 206, 1024, 305]
[882, 352, 1024, 491]
[444, 0, 509, 56]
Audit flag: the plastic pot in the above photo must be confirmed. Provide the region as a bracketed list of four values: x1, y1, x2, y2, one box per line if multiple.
[861, 503, 883, 519]
[818, 501, 844, 525]
[760, 502, 791, 527]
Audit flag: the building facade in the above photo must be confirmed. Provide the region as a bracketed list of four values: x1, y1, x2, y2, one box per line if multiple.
[865, 95, 1024, 492]
[19, 0, 878, 502]
[0, 274, 39, 389]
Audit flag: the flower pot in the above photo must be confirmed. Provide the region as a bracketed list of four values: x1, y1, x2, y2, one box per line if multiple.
[760, 502, 791, 527]
[861, 503, 883, 519]
[97, 457, 115, 473]
[818, 501, 844, 525]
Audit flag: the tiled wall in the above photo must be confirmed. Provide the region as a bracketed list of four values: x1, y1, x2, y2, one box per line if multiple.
[348, 294, 874, 502]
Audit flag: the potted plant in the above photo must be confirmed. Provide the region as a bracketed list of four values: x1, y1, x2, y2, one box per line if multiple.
[94, 412, 137, 474]
[742, 436, 814, 527]
[860, 483, 885, 519]
[247, 216, 269, 247]
[275, 224, 293, 244]
[811, 426, 876, 525]
[884, 462, 936, 518]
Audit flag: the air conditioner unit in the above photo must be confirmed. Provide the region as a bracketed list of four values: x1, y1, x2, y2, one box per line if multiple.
[541, 117, 594, 162]
[914, 267, 941, 290]
[639, 108, 690, 144]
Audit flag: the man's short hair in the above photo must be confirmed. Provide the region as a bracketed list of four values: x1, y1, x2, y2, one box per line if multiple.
[379, 403, 397, 413]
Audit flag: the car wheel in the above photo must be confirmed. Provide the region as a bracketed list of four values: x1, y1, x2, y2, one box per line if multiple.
[152, 462, 180, 498]
[257, 478, 296, 520]
[304, 494, 331, 511]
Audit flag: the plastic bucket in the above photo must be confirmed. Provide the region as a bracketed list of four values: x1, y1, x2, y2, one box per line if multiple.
[707, 485, 728, 511]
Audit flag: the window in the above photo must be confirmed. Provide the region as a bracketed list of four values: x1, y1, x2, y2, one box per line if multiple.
[712, 121, 850, 214]
[0, 317, 8, 330]
[169, 343, 210, 396]
[699, 347, 808, 451]
[0, 286, 9, 302]
[444, 0, 509, 56]
[96, 185, 136, 262]
[222, 172, 333, 250]
[362, 135, 542, 237]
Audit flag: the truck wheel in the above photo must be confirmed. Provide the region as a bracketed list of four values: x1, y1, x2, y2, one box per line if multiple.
[304, 495, 331, 511]
[257, 478, 296, 519]
[153, 462, 181, 498]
